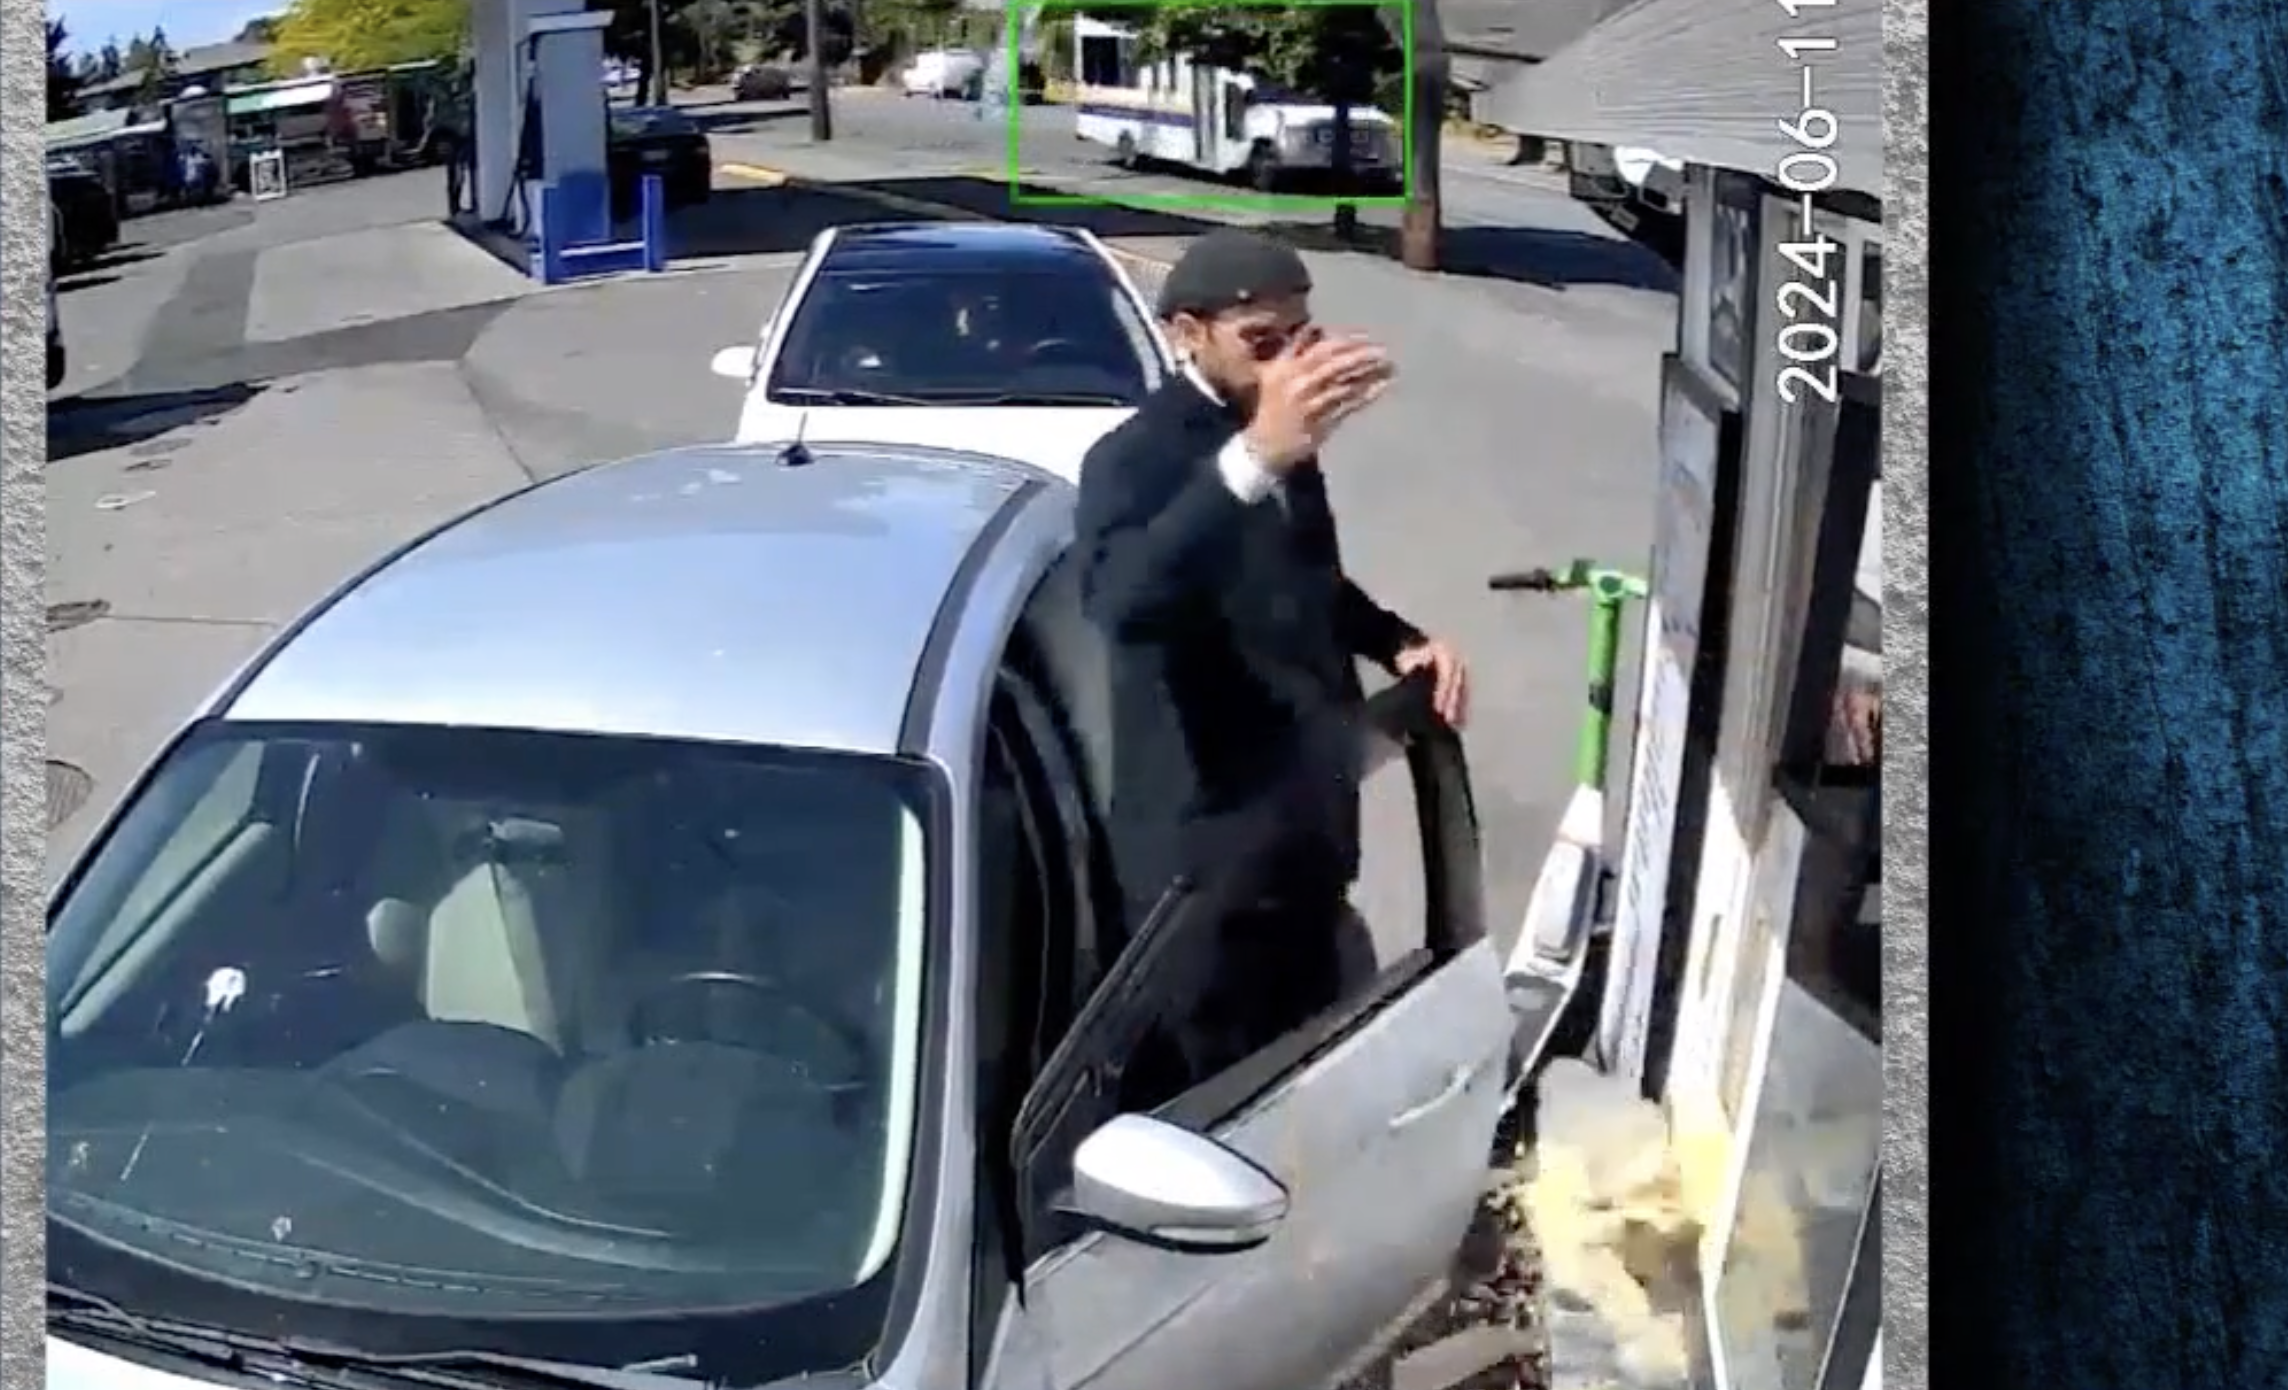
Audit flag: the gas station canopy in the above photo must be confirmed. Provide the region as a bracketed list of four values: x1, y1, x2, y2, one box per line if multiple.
[1471, 0, 1883, 196]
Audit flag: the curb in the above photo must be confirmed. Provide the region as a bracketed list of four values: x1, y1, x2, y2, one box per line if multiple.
[717, 162, 791, 188]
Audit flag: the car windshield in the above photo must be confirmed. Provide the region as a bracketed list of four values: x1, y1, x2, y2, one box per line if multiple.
[48, 720, 937, 1372]
[768, 264, 1162, 407]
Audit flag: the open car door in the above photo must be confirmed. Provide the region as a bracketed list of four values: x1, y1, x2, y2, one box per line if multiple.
[998, 674, 1513, 1390]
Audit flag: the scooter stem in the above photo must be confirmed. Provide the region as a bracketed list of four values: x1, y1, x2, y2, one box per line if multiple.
[1571, 564, 1649, 792]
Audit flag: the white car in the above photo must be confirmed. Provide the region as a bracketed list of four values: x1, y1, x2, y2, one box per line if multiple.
[710, 222, 1175, 484]
[900, 47, 985, 98]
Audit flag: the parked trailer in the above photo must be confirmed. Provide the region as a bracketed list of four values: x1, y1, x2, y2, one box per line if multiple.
[1069, 15, 1401, 192]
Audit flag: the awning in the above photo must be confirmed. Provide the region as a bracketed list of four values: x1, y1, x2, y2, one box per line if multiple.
[1473, 0, 1882, 197]
[46, 109, 135, 151]
[227, 79, 338, 116]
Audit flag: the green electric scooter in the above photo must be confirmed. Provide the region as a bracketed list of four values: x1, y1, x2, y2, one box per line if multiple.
[1486, 559, 1649, 1099]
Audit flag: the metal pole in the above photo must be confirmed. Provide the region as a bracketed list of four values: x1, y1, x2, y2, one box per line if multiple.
[805, 0, 832, 140]
[646, 0, 667, 106]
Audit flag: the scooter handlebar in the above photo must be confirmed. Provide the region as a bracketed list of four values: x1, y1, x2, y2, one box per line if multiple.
[1486, 568, 1559, 592]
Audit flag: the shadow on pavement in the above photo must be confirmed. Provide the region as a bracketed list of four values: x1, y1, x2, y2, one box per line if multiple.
[686, 103, 810, 137]
[70, 244, 166, 275]
[680, 170, 1674, 295]
[848, 174, 1223, 238]
[1262, 221, 1681, 294]
[57, 272, 122, 295]
[46, 382, 270, 466]
[665, 181, 975, 259]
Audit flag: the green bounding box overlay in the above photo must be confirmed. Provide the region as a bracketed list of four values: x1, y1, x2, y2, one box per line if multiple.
[1006, 0, 1415, 213]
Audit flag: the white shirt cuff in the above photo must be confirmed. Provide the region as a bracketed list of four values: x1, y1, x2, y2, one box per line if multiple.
[1216, 435, 1279, 505]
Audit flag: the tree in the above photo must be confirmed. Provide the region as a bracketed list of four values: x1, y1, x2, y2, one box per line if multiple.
[1064, 3, 1406, 242]
[47, 18, 82, 121]
[854, 0, 957, 61]
[127, 27, 177, 106]
[97, 38, 122, 81]
[235, 15, 282, 44]
[269, 0, 468, 74]
[682, 0, 738, 75]
[601, 0, 674, 102]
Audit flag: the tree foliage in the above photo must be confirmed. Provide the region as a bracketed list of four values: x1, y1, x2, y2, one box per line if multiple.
[127, 26, 177, 102]
[269, 0, 469, 74]
[47, 19, 80, 120]
[236, 15, 282, 44]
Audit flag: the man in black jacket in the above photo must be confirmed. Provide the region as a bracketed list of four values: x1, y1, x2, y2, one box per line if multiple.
[1076, 229, 1468, 1070]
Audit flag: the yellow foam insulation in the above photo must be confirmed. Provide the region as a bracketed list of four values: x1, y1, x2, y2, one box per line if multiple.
[1499, 1059, 1844, 1389]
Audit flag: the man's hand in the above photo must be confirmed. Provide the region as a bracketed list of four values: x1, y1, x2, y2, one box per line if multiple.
[1826, 679, 1881, 766]
[1243, 334, 1395, 473]
[1395, 637, 1469, 728]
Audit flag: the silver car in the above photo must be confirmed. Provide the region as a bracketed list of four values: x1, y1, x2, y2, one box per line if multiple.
[46, 441, 1517, 1390]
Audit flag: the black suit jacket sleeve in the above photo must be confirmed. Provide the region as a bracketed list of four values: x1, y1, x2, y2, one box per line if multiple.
[1335, 578, 1424, 670]
[1075, 427, 1252, 639]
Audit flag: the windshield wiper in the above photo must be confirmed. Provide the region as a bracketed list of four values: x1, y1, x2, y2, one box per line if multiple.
[49, 1284, 255, 1373]
[939, 390, 1135, 407]
[768, 386, 936, 407]
[49, 1284, 680, 1390]
[271, 1339, 677, 1390]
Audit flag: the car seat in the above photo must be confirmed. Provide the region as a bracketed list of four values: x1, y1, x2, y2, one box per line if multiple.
[366, 807, 616, 1055]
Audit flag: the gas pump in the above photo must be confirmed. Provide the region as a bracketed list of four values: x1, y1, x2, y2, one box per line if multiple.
[518, 9, 613, 249]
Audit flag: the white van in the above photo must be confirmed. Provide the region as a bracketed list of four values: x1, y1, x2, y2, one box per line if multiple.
[901, 48, 985, 99]
[1070, 16, 1401, 191]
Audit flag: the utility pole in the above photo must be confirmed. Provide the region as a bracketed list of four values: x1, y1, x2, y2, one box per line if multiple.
[1394, 0, 1444, 271]
[805, 0, 833, 141]
[646, 0, 667, 106]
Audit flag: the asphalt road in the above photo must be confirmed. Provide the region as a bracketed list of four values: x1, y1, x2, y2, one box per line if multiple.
[703, 90, 1617, 246]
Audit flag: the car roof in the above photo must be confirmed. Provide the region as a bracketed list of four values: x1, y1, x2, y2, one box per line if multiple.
[818, 222, 1107, 276]
[222, 442, 1042, 757]
[611, 105, 696, 131]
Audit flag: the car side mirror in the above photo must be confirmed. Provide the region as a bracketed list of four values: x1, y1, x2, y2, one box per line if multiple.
[1062, 1113, 1289, 1254]
[709, 344, 757, 381]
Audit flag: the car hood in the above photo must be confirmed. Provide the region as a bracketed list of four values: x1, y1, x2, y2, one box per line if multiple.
[744, 405, 1136, 487]
[52, 1335, 200, 1390]
[50, 1334, 872, 1390]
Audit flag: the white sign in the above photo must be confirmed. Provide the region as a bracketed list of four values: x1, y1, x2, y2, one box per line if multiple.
[1598, 367, 1722, 1082]
[249, 150, 288, 202]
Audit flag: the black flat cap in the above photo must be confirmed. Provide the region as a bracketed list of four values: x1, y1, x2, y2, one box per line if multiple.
[1156, 228, 1313, 319]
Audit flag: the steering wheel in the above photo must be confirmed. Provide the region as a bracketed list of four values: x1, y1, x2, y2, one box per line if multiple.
[625, 969, 869, 1090]
[1021, 336, 1099, 370]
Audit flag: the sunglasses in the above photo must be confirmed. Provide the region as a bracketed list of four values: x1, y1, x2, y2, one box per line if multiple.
[1235, 321, 1321, 361]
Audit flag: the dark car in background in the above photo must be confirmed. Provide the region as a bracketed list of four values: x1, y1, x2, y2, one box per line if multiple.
[731, 62, 793, 100]
[607, 105, 711, 215]
[47, 163, 121, 272]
